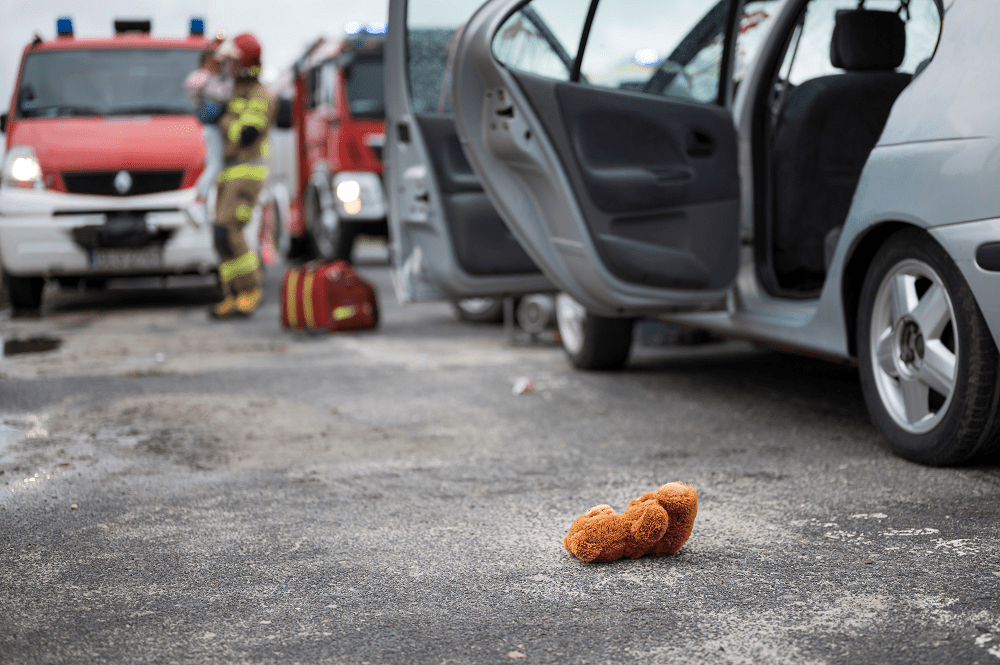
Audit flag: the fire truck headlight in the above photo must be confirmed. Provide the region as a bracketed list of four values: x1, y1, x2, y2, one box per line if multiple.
[336, 180, 361, 204]
[3, 147, 43, 189]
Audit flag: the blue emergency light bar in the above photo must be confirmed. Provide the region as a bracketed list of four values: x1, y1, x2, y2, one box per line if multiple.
[344, 21, 387, 36]
[190, 18, 205, 36]
[56, 17, 73, 37]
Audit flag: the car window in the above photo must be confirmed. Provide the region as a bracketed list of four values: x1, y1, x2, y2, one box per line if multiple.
[492, 0, 750, 106]
[734, 1, 787, 83]
[781, 0, 941, 85]
[408, 0, 491, 114]
[492, 0, 589, 81]
[581, 0, 734, 103]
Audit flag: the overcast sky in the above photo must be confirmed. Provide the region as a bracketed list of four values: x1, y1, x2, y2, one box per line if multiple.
[0, 0, 390, 108]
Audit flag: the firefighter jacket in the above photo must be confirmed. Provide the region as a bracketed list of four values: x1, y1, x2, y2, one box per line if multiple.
[218, 77, 277, 172]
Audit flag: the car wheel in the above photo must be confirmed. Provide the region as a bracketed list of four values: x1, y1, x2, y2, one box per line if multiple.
[857, 229, 1000, 465]
[555, 293, 634, 370]
[7, 274, 45, 312]
[452, 297, 505, 324]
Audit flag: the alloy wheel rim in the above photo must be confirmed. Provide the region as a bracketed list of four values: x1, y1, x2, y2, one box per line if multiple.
[869, 259, 958, 434]
[556, 294, 586, 356]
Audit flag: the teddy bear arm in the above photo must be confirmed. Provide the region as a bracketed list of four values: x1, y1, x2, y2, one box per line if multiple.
[629, 502, 669, 545]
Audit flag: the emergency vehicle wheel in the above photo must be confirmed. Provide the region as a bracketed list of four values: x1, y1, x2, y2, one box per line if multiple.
[555, 293, 634, 370]
[6, 274, 44, 312]
[332, 227, 357, 263]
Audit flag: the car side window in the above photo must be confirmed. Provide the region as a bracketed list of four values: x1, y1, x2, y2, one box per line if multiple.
[493, 0, 746, 105]
[408, 0, 494, 114]
[491, 0, 589, 81]
[781, 0, 941, 85]
[734, 1, 787, 84]
[580, 0, 732, 103]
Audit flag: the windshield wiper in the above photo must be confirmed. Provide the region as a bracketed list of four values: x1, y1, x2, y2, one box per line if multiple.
[21, 104, 104, 118]
[106, 105, 191, 116]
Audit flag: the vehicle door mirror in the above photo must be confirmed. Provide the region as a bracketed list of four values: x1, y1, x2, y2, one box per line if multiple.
[0, 113, 7, 134]
[276, 98, 293, 129]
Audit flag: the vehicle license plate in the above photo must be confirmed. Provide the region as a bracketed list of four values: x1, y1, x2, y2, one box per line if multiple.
[90, 246, 162, 271]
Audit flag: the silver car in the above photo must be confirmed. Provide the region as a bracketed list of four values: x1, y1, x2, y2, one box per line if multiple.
[387, 0, 1000, 466]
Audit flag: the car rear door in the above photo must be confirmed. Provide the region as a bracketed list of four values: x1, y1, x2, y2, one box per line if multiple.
[385, 0, 554, 302]
[452, 0, 744, 316]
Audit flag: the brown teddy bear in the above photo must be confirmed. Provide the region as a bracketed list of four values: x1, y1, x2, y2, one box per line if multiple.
[563, 482, 698, 563]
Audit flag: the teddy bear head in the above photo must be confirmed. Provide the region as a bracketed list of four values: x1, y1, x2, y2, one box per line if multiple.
[628, 481, 698, 556]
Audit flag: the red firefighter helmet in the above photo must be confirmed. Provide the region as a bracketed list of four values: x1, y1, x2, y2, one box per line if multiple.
[218, 33, 262, 75]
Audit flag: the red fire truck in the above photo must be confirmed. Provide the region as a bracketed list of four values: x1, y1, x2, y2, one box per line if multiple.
[0, 17, 257, 312]
[285, 27, 387, 263]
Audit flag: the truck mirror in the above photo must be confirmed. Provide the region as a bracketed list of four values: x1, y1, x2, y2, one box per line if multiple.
[276, 98, 293, 129]
[0, 113, 7, 134]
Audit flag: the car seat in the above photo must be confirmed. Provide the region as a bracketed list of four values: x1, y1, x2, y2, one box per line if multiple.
[771, 9, 912, 289]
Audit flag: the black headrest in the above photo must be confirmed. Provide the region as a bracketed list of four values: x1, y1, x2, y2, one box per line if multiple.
[830, 9, 906, 71]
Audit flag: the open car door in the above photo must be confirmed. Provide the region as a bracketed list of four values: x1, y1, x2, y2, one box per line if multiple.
[453, 0, 744, 317]
[385, 0, 554, 303]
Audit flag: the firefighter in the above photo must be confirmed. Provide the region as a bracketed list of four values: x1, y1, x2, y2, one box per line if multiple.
[209, 33, 276, 318]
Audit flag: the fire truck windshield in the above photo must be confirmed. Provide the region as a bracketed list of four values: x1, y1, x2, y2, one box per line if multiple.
[16, 48, 201, 119]
[344, 58, 384, 119]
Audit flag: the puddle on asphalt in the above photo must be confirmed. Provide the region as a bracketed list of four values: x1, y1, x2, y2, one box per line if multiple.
[3, 336, 62, 356]
[0, 423, 18, 456]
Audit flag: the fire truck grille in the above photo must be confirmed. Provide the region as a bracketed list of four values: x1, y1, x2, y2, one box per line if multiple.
[63, 171, 185, 196]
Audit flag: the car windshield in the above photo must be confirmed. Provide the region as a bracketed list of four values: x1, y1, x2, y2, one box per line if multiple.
[16, 48, 201, 118]
[344, 58, 385, 119]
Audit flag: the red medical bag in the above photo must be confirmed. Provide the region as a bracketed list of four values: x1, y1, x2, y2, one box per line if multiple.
[280, 261, 378, 332]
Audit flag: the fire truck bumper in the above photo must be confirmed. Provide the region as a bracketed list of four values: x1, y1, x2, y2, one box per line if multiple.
[0, 187, 240, 279]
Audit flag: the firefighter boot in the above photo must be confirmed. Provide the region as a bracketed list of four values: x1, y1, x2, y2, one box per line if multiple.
[235, 287, 263, 316]
[209, 294, 238, 319]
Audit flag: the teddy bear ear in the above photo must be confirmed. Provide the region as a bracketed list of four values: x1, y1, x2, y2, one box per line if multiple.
[584, 505, 615, 517]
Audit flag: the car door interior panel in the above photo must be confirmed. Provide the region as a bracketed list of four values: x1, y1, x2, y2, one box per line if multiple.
[511, 71, 740, 290]
[413, 113, 541, 276]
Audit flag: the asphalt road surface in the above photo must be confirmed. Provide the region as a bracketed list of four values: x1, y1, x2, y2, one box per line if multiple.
[1, 247, 999, 664]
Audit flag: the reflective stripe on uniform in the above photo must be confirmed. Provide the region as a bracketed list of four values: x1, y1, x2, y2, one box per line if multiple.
[227, 96, 271, 144]
[219, 250, 260, 283]
[235, 203, 253, 222]
[217, 164, 269, 183]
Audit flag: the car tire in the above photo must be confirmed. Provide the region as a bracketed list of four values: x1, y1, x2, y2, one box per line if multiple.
[7, 274, 44, 312]
[857, 229, 1000, 465]
[555, 293, 634, 370]
[452, 297, 505, 324]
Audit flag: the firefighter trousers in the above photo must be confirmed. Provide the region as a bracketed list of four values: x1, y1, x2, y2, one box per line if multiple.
[213, 175, 263, 297]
